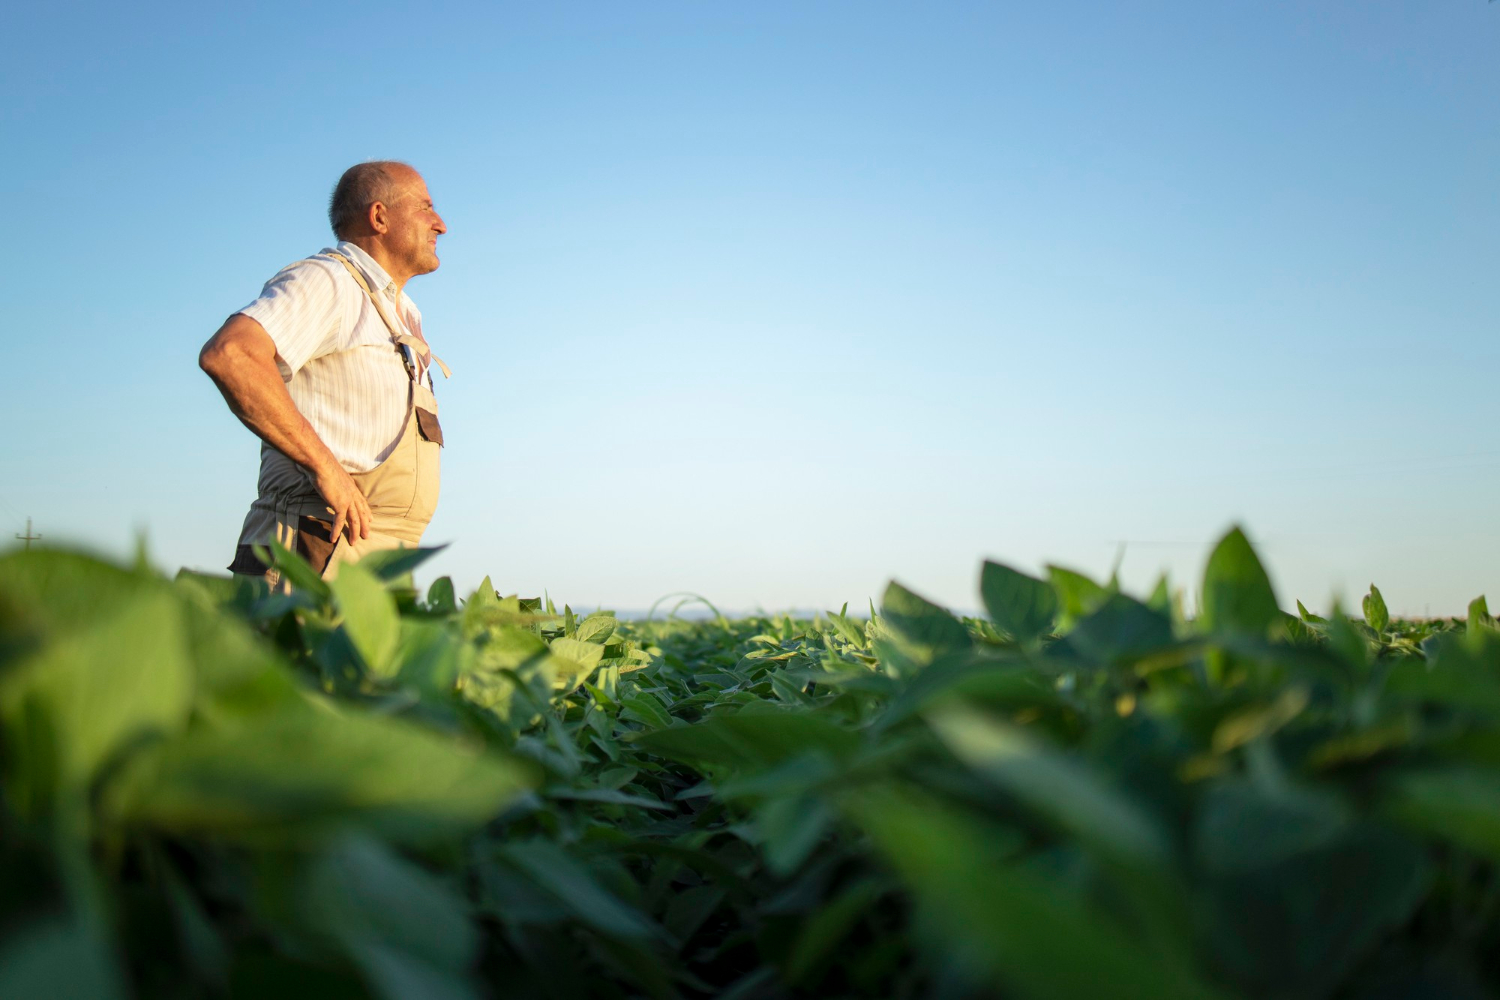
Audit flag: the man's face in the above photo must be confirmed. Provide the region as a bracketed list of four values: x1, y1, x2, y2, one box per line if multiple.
[377, 168, 447, 277]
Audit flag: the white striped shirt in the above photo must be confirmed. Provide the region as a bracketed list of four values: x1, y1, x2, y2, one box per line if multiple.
[238, 241, 431, 473]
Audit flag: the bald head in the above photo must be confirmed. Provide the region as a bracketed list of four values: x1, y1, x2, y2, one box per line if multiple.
[328, 161, 418, 239]
[327, 162, 446, 290]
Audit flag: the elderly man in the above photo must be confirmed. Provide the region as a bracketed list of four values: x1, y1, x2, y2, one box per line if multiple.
[200, 161, 449, 578]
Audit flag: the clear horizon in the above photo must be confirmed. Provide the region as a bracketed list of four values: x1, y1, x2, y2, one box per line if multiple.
[3, 1, 1496, 618]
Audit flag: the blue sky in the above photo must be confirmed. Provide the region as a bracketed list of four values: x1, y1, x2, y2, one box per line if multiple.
[3, 1, 1496, 616]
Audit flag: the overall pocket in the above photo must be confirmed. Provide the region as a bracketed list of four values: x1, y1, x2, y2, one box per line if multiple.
[407, 436, 441, 525]
[354, 419, 419, 516]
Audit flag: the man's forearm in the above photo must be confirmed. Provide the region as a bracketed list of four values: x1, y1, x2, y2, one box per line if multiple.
[199, 316, 342, 479]
[202, 313, 372, 541]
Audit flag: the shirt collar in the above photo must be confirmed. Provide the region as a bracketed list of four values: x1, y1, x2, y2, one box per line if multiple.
[330, 240, 402, 301]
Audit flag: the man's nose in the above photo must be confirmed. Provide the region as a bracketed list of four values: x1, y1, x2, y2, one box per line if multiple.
[433, 213, 447, 234]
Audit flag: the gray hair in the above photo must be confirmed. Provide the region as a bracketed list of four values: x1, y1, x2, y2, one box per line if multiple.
[328, 161, 411, 238]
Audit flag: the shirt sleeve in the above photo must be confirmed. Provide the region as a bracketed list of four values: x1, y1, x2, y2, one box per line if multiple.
[236, 259, 347, 376]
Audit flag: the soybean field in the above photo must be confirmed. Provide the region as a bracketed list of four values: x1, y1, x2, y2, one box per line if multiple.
[1, 528, 1498, 999]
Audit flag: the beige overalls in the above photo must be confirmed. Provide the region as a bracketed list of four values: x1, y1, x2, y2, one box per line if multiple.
[228, 252, 448, 581]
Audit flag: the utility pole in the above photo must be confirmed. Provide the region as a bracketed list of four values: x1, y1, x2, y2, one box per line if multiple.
[15, 517, 41, 551]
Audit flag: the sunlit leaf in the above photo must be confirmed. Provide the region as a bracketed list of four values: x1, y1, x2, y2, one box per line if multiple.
[1200, 527, 1279, 636]
[108, 703, 534, 845]
[1363, 585, 1389, 635]
[330, 563, 400, 676]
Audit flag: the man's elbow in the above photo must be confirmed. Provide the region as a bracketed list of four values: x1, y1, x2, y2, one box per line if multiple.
[198, 340, 226, 379]
[201, 314, 284, 397]
[200, 316, 253, 380]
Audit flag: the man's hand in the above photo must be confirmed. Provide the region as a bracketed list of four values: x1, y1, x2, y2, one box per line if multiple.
[314, 464, 373, 543]
[201, 315, 368, 539]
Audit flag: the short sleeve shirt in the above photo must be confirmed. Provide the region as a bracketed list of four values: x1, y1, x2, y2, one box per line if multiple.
[237, 241, 428, 473]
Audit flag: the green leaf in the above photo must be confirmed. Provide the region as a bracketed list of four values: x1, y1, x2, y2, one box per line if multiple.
[756, 795, 834, 875]
[157, 852, 229, 984]
[330, 564, 400, 676]
[426, 576, 456, 615]
[456, 628, 554, 718]
[1384, 635, 1500, 715]
[1066, 594, 1174, 665]
[627, 722, 750, 773]
[1046, 565, 1109, 629]
[266, 537, 331, 601]
[1146, 575, 1172, 615]
[826, 609, 868, 649]
[619, 692, 673, 730]
[297, 835, 480, 1000]
[392, 620, 465, 698]
[352, 950, 475, 1000]
[108, 703, 534, 845]
[1362, 585, 1389, 635]
[880, 581, 971, 666]
[1324, 607, 1372, 669]
[1384, 768, 1500, 861]
[1198, 818, 1428, 996]
[355, 545, 447, 581]
[631, 705, 859, 769]
[980, 561, 1058, 644]
[0, 918, 125, 1000]
[1470, 596, 1495, 633]
[173, 567, 245, 606]
[0, 587, 192, 808]
[174, 593, 302, 719]
[878, 657, 1061, 732]
[663, 885, 724, 943]
[1210, 687, 1310, 753]
[544, 787, 670, 810]
[1296, 600, 1327, 625]
[549, 636, 606, 690]
[499, 840, 656, 939]
[782, 878, 887, 985]
[574, 613, 617, 644]
[847, 785, 1221, 1000]
[927, 704, 1168, 867]
[460, 577, 503, 636]
[1200, 526, 1279, 635]
[1194, 783, 1349, 874]
[0, 548, 155, 634]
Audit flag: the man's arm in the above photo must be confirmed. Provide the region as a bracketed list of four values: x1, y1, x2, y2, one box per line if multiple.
[199, 313, 372, 543]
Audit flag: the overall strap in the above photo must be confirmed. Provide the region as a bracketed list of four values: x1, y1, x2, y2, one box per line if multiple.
[323, 252, 453, 380]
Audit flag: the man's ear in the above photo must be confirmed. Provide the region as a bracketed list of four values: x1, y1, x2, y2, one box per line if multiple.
[367, 200, 388, 234]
